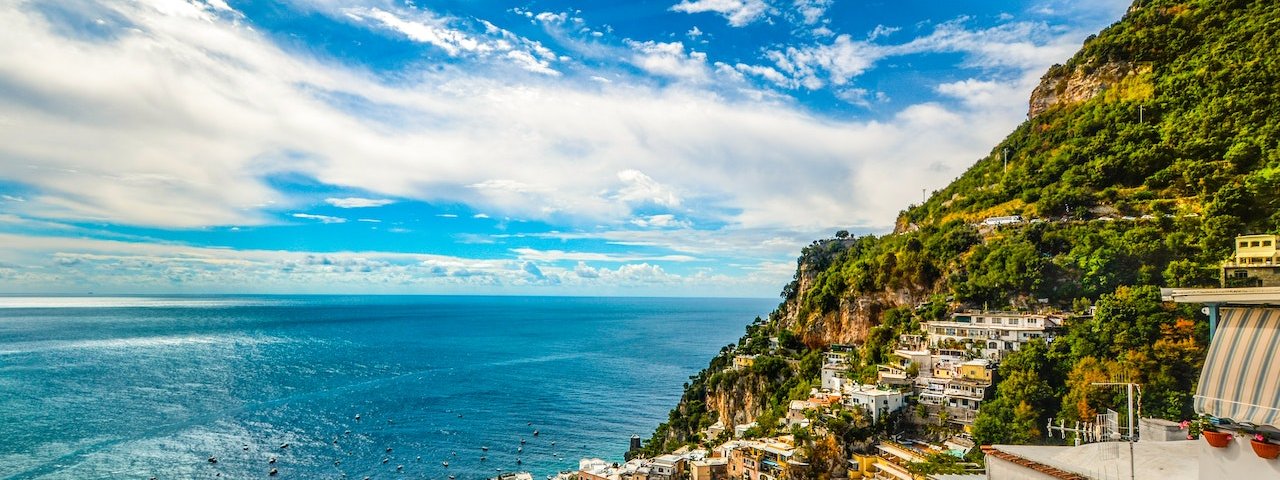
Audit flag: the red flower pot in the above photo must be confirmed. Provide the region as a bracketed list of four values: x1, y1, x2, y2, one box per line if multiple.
[1203, 430, 1233, 448]
[1251, 439, 1280, 459]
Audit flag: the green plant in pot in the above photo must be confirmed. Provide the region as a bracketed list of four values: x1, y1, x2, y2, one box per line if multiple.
[1191, 415, 1233, 448]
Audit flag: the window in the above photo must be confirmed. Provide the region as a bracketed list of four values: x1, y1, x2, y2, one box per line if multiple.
[1267, 241, 1274, 247]
[1253, 241, 1261, 247]
[1007, 318, 1019, 326]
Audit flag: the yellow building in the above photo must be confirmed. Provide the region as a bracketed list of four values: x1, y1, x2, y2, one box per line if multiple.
[957, 359, 992, 383]
[1223, 234, 1280, 287]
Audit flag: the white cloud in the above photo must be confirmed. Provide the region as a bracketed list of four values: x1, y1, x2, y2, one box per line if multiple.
[511, 248, 698, 263]
[614, 170, 681, 208]
[630, 214, 691, 229]
[325, 197, 395, 208]
[533, 12, 567, 24]
[292, 213, 347, 224]
[686, 26, 704, 38]
[506, 49, 560, 76]
[765, 16, 1094, 89]
[867, 24, 900, 40]
[625, 40, 710, 83]
[0, 1, 1071, 245]
[793, 0, 831, 25]
[344, 7, 486, 57]
[670, 0, 772, 27]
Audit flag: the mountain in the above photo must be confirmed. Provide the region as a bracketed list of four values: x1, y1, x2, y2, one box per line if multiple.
[638, 0, 1279, 470]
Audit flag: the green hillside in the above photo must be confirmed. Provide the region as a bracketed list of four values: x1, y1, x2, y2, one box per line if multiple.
[641, 0, 1280, 462]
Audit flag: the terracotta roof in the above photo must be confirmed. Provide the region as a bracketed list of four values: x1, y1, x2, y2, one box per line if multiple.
[980, 445, 1089, 480]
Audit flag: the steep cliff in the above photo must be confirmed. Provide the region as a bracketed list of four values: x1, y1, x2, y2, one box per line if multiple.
[643, 0, 1280, 459]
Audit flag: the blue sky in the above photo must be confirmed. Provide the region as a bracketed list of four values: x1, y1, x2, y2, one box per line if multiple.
[0, 0, 1127, 296]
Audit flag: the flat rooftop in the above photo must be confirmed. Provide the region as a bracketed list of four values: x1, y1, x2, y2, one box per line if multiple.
[987, 440, 1197, 480]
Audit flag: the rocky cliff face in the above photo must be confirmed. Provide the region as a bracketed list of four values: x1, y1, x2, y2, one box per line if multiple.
[1028, 61, 1145, 118]
[706, 375, 769, 426]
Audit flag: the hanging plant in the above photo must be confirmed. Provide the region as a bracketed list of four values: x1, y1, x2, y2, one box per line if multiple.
[1250, 434, 1279, 460]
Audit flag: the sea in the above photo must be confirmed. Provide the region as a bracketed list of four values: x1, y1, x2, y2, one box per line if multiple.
[0, 295, 773, 480]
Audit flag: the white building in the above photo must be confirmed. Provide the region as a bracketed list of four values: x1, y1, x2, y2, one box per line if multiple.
[821, 363, 847, 392]
[923, 311, 1063, 360]
[842, 384, 906, 424]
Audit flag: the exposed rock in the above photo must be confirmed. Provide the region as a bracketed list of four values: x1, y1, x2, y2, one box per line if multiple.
[1028, 61, 1143, 118]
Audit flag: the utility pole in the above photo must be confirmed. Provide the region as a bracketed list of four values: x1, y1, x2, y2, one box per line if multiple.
[1002, 148, 1009, 172]
[1139, 105, 1143, 124]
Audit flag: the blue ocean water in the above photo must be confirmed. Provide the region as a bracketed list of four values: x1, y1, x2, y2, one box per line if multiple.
[0, 295, 772, 479]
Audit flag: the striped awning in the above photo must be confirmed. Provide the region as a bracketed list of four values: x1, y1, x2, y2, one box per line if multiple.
[1195, 307, 1280, 427]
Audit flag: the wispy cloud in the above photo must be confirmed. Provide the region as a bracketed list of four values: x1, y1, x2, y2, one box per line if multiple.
[325, 197, 395, 208]
[292, 213, 347, 224]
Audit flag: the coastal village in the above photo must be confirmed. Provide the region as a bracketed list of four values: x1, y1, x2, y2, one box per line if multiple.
[554, 235, 1280, 480]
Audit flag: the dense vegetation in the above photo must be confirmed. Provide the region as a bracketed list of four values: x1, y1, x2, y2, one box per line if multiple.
[641, 0, 1279, 466]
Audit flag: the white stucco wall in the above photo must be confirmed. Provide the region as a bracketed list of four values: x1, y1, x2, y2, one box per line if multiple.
[1198, 434, 1280, 479]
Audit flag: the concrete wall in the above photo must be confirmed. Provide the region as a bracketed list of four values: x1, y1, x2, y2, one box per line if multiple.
[1198, 434, 1280, 479]
[1139, 418, 1185, 442]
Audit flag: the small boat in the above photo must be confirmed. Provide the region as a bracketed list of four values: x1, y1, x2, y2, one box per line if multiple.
[442, 461, 449, 467]
[268, 457, 276, 465]
[397, 465, 404, 471]
[517, 446, 523, 453]
[481, 456, 487, 462]
[280, 443, 289, 449]
[532, 430, 539, 437]
[355, 414, 361, 421]
[520, 438, 526, 444]
[516, 458, 522, 465]
[450, 476, 456, 480]
[269, 468, 278, 476]
[386, 447, 393, 453]
[207, 457, 217, 464]
[482, 446, 489, 451]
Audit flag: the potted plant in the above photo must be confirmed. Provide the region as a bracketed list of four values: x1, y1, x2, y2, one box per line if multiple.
[1190, 415, 1233, 448]
[1250, 433, 1280, 459]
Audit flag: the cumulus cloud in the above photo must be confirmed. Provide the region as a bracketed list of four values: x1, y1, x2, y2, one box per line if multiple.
[670, 0, 772, 27]
[624, 40, 711, 83]
[325, 197, 395, 208]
